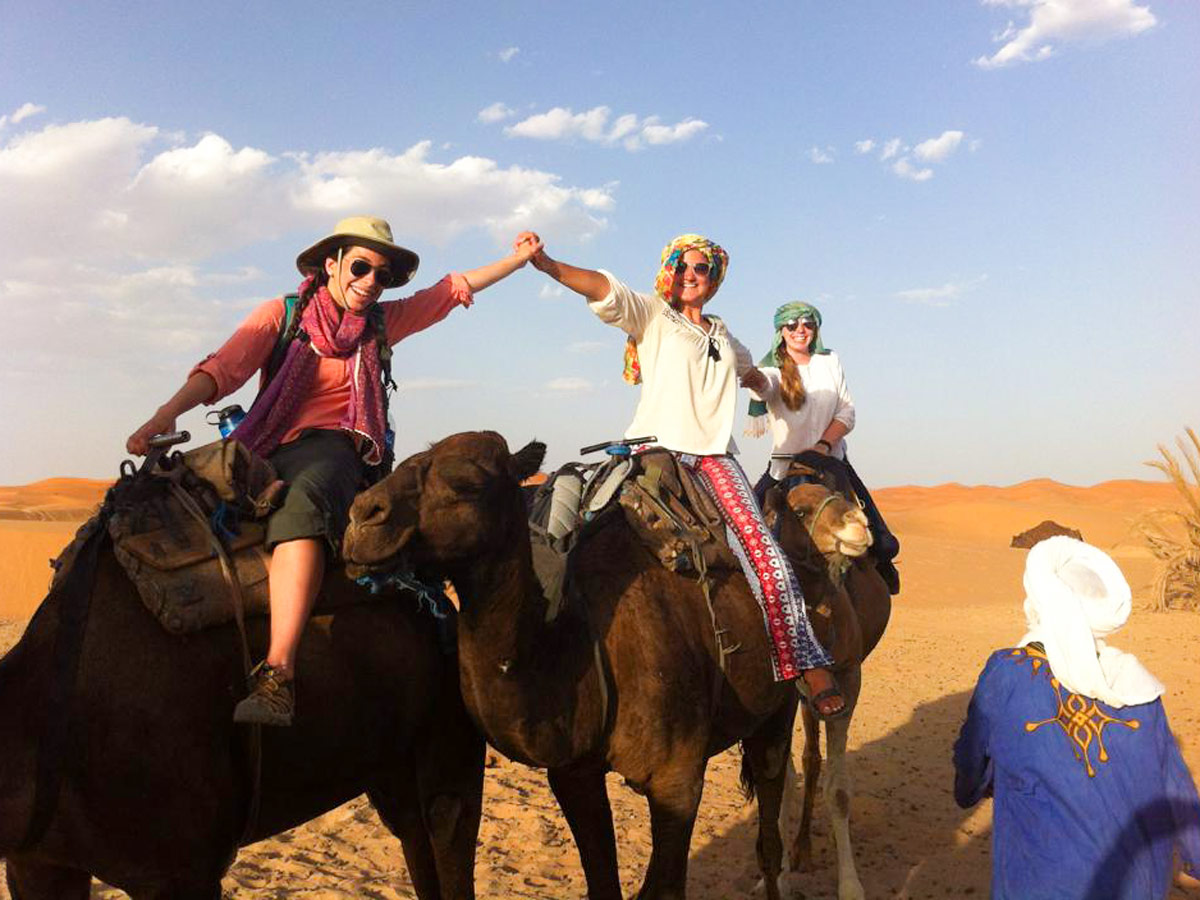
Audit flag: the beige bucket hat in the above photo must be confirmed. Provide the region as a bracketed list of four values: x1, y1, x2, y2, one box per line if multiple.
[295, 216, 420, 287]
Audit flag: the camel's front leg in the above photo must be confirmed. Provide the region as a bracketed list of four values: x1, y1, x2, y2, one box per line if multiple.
[741, 697, 800, 900]
[635, 753, 707, 900]
[789, 702, 821, 872]
[5, 858, 91, 900]
[547, 762, 622, 900]
[823, 669, 864, 900]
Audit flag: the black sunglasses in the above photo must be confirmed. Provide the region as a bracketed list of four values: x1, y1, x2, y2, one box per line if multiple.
[783, 319, 816, 332]
[348, 257, 396, 288]
[674, 260, 712, 277]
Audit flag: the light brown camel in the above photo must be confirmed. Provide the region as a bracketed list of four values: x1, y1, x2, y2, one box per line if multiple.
[0, 482, 484, 900]
[342, 431, 889, 900]
[760, 477, 892, 900]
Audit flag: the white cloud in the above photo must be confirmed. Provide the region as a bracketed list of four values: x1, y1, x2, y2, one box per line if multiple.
[502, 105, 709, 151]
[913, 130, 964, 162]
[880, 138, 904, 161]
[0, 113, 616, 394]
[639, 118, 708, 147]
[809, 145, 835, 164]
[975, 0, 1156, 69]
[545, 377, 594, 392]
[0, 102, 46, 130]
[892, 158, 934, 181]
[539, 283, 566, 299]
[895, 275, 988, 306]
[498, 46, 520, 63]
[854, 139, 876, 154]
[477, 102, 515, 124]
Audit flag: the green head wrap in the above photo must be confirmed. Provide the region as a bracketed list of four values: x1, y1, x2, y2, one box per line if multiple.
[747, 301, 830, 422]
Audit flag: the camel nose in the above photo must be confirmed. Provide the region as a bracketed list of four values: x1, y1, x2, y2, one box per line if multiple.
[838, 509, 871, 548]
[350, 489, 391, 528]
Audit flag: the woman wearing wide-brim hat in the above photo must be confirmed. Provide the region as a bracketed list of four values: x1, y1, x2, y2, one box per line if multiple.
[127, 216, 542, 725]
[520, 232, 846, 719]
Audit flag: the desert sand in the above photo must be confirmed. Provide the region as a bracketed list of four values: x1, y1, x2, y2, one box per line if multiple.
[1, 476, 1197, 899]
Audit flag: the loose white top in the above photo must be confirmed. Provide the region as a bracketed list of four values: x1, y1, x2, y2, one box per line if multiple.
[753, 352, 856, 479]
[590, 271, 753, 455]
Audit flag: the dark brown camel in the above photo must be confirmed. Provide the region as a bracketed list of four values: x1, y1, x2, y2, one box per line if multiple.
[342, 431, 889, 900]
[0, 501, 484, 899]
[762, 479, 892, 900]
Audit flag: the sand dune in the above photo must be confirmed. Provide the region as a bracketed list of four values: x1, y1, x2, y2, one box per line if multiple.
[1, 476, 1196, 898]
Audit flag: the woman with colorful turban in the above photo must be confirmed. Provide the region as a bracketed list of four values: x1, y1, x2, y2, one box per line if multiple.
[127, 217, 543, 726]
[522, 233, 845, 718]
[744, 301, 900, 594]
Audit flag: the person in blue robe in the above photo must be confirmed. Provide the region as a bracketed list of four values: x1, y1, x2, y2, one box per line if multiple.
[954, 536, 1200, 899]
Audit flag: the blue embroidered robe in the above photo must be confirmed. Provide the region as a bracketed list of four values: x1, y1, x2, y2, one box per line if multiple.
[954, 646, 1200, 899]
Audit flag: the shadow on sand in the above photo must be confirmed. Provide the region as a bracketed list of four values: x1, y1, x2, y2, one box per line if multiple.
[686, 690, 993, 899]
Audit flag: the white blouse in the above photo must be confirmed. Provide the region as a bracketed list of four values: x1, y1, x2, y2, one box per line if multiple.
[753, 352, 856, 479]
[589, 271, 753, 455]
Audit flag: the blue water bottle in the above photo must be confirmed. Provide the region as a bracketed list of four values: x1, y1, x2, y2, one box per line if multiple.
[207, 404, 246, 438]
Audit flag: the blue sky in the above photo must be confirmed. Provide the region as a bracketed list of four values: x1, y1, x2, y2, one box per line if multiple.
[1, 0, 1196, 487]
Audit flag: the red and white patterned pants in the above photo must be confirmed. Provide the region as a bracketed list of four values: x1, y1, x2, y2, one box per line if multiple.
[691, 454, 832, 681]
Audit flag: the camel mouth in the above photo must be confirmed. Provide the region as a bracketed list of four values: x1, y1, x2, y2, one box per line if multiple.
[342, 526, 416, 580]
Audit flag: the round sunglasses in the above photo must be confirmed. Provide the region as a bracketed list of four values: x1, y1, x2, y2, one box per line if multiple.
[674, 260, 712, 277]
[348, 257, 397, 288]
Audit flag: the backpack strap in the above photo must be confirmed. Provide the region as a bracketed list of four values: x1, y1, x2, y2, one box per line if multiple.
[263, 293, 302, 388]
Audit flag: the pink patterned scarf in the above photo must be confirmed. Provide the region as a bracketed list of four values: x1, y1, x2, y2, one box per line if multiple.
[233, 277, 387, 464]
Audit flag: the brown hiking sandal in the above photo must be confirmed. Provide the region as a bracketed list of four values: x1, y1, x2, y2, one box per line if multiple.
[233, 662, 294, 727]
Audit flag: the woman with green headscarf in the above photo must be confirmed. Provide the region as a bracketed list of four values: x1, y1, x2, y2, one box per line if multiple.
[745, 301, 900, 594]
[745, 301, 855, 477]
[519, 233, 847, 719]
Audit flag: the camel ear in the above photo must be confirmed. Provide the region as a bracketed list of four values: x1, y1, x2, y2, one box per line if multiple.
[509, 440, 547, 483]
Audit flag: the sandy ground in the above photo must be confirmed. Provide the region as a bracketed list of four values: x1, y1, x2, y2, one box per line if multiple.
[1, 477, 1197, 899]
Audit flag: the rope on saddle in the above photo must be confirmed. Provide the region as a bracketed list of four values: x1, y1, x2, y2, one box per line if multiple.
[166, 480, 262, 845]
[18, 509, 108, 851]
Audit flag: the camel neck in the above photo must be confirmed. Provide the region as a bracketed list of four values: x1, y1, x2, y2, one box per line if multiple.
[449, 536, 607, 765]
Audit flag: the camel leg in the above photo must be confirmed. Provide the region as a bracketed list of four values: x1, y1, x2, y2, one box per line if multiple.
[370, 690, 485, 900]
[546, 763, 622, 900]
[741, 697, 800, 900]
[822, 667, 864, 900]
[635, 754, 707, 900]
[371, 765, 447, 899]
[371, 742, 484, 900]
[789, 701, 821, 872]
[5, 858, 90, 900]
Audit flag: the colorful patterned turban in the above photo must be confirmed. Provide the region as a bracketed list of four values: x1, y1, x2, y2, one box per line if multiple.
[624, 233, 730, 385]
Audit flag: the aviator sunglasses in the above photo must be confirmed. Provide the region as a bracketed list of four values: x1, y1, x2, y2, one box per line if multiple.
[347, 257, 397, 288]
[674, 260, 712, 277]
[784, 319, 816, 332]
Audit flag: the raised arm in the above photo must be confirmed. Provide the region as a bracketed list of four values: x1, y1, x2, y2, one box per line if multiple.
[458, 232, 545, 294]
[524, 235, 610, 302]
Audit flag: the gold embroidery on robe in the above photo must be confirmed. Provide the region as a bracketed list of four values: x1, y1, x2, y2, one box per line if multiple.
[1010, 646, 1139, 777]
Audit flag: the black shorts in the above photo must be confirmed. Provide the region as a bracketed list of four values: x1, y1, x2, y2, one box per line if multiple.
[265, 429, 365, 552]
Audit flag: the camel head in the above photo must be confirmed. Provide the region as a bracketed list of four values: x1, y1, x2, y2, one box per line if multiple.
[343, 431, 546, 578]
[763, 477, 871, 582]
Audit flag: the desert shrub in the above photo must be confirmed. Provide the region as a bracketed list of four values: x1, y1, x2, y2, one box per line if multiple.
[1136, 427, 1200, 611]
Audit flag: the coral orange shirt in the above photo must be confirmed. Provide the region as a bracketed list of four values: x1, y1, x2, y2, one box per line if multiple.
[191, 274, 471, 448]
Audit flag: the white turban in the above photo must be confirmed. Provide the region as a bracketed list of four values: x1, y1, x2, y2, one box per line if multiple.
[1018, 536, 1164, 709]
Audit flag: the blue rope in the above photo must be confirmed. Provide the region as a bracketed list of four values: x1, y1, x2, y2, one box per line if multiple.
[210, 501, 240, 543]
[355, 570, 451, 620]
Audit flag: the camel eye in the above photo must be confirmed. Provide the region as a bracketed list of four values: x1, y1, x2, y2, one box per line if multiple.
[437, 460, 491, 495]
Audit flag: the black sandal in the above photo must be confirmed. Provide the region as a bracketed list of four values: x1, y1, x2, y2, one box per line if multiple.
[807, 685, 850, 720]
